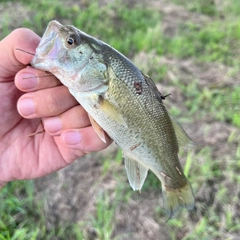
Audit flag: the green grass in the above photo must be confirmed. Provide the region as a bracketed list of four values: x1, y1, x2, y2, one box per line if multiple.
[173, 81, 240, 128]
[0, 181, 43, 239]
[1, 0, 240, 239]
[0, 181, 87, 239]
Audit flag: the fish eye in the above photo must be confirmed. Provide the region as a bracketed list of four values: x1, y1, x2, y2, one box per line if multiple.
[66, 33, 80, 47]
[67, 37, 74, 45]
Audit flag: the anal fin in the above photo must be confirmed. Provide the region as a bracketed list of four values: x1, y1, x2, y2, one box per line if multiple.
[123, 152, 148, 191]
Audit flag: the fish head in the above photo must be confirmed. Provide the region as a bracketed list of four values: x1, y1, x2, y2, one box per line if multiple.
[31, 20, 108, 93]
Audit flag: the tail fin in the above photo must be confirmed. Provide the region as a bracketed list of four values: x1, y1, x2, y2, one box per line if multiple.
[162, 180, 195, 218]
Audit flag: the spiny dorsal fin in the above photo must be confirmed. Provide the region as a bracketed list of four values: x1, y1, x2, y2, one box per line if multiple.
[142, 72, 164, 103]
[123, 152, 148, 191]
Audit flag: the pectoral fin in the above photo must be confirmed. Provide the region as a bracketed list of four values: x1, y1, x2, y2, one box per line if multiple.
[123, 152, 148, 191]
[170, 115, 193, 147]
[88, 115, 107, 143]
[98, 96, 127, 128]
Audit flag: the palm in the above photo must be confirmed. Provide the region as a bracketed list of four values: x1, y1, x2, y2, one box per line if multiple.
[0, 66, 70, 182]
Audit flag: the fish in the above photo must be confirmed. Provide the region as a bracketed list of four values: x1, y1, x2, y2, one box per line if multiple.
[31, 20, 195, 217]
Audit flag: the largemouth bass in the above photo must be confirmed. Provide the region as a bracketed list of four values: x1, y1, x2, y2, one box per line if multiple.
[31, 20, 194, 217]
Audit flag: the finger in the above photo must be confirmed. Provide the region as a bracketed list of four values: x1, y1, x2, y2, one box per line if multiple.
[60, 126, 112, 161]
[0, 28, 40, 80]
[43, 105, 91, 135]
[15, 66, 61, 92]
[17, 85, 78, 118]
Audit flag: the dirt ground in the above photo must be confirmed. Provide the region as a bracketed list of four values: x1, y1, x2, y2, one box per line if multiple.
[32, 1, 239, 239]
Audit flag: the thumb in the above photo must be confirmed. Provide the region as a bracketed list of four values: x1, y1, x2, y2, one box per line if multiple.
[0, 28, 40, 80]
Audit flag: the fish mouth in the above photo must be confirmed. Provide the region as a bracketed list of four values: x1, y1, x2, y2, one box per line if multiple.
[31, 21, 63, 70]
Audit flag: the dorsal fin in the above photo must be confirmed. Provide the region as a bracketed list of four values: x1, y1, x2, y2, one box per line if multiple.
[170, 115, 193, 147]
[142, 72, 164, 103]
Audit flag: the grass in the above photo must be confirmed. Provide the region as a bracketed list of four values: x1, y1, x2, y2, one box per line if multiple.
[0, 181, 43, 239]
[175, 81, 240, 128]
[0, 0, 240, 239]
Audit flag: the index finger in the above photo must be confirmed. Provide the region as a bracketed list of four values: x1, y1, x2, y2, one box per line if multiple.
[0, 28, 40, 80]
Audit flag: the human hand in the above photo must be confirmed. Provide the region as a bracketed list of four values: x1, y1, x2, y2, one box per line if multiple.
[0, 29, 112, 188]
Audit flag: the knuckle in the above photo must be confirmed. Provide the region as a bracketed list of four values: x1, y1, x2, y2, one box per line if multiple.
[45, 94, 60, 115]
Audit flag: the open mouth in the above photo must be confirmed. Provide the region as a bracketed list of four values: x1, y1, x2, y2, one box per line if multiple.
[36, 21, 62, 58]
[31, 21, 63, 69]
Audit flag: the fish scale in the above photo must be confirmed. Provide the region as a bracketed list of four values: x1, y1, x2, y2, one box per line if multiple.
[31, 20, 195, 217]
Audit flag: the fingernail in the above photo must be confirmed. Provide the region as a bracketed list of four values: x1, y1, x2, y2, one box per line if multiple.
[44, 117, 62, 133]
[20, 73, 38, 90]
[18, 98, 35, 116]
[63, 131, 81, 145]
